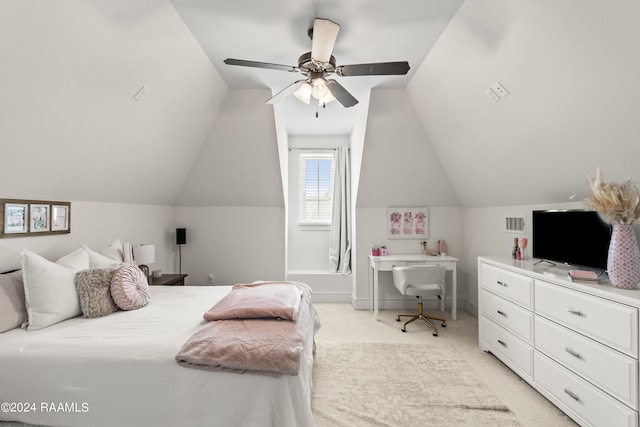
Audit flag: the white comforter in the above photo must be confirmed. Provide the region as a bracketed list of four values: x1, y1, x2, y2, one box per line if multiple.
[0, 286, 319, 427]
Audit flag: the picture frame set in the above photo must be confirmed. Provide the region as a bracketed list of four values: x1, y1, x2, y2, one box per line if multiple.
[1, 199, 70, 238]
[386, 206, 429, 240]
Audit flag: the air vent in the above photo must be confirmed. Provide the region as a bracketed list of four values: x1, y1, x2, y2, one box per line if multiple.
[505, 217, 525, 233]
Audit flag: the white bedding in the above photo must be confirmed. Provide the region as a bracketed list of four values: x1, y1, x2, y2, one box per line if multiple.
[0, 286, 319, 427]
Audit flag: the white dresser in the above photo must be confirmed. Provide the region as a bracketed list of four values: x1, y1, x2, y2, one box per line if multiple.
[478, 256, 640, 427]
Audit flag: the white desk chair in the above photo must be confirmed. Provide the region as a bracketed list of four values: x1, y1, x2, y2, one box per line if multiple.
[392, 265, 447, 336]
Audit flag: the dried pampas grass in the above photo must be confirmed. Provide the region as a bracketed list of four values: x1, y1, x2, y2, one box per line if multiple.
[584, 167, 640, 225]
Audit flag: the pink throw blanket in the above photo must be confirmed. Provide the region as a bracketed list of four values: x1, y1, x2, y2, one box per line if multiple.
[175, 282, 315, 375]
[203, 281, 304, 321]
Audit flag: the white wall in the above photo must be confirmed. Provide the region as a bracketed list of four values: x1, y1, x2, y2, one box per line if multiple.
[409, 0, 640, 208]
[354, 206, 464, 310]
[0, 0, 226, 206]
[462, 201, 583, 315]
[173, 206, 285, 285]
[0, 201, 174, 274]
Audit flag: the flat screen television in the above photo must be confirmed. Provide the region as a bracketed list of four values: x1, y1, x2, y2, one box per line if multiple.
[532, 209, 612, 270]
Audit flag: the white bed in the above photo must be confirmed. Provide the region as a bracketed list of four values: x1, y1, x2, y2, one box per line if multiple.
[0, 285, 319, 427]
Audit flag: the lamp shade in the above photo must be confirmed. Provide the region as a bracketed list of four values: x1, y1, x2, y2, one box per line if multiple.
[133, 244, 155, 265]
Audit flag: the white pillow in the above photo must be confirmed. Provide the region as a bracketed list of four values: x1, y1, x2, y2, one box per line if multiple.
[101, 239, 125, 262]
[56, 247, 90, 271]
[21, 250, 84, 330]
[81, 244, 122, 268]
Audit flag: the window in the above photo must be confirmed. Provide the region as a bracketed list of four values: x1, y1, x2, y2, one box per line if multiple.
[299, 152, 335, 225]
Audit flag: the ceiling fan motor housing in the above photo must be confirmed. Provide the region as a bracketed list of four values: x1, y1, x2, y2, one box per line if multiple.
[298, 52, 336, 76]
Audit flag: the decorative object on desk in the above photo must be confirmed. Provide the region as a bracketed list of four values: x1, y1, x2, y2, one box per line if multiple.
[512, 237, 518, 259]
[438, 240, 446, 256]
[518, 237, 528, 260]
[152, 270, 162, 279]
[386, 207, 428, 239]
[379, 246, 388, 256]
[133, 244, 155, 280]
[370, 244, 380, 256]
[176, 228, 186, 275]
[584, 167, 640, 289]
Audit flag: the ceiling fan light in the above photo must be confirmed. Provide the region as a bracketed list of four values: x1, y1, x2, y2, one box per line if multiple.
[294, 82, 312, 104]
[319, 91, 335, 105]
[311, 78, 329, 100]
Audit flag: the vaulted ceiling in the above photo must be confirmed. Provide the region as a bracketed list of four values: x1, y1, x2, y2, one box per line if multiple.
[2, 0, 639, 209]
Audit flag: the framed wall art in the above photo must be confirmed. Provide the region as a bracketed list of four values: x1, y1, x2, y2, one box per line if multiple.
[0, 199, 71, 238]
[30, 204, 50, 232]
[3, 203, 28, 234]
[387, 207, 428, 239]
[51, 204, 69, 231]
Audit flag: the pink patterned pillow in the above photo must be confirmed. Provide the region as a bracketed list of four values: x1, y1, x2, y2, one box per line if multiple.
[110, 265, 150, 310]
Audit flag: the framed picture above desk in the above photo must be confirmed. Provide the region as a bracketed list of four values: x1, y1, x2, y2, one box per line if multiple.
[368, 254, 458, 321]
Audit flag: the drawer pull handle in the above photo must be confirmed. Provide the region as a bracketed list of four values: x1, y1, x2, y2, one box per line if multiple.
[564, 388, 580, 402]
[565, 348, 582, 359]
[497, 339, 507, 347]
[497, 281, 508, 287]
[566, 308, 583, 316]
[497, 310, 507, 317]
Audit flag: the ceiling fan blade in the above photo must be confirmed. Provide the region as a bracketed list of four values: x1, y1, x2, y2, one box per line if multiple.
[336, 61, 410, 76]
[326, 80, 358, 108]
[266, 80, 306, 104]
[311, 19, 340, 63]
[224, 58, 298, 73]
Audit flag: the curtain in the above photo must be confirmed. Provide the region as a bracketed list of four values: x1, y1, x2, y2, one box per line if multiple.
[329, 147, 352, 274]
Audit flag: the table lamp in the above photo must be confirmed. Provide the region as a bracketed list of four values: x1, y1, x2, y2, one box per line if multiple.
[134, 244, 155, 280]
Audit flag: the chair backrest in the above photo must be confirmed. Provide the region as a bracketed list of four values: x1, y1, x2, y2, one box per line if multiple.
[392, 265, 447, 295]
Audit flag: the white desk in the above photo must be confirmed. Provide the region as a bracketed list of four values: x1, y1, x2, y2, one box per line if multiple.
[368, 254, 459, 321]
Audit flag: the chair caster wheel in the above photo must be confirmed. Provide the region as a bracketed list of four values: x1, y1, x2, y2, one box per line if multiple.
[441, 323, 446, 328]
[433, 332, 438, 336]
[396, 317, 401, 322]
[401, 328, 407, 332]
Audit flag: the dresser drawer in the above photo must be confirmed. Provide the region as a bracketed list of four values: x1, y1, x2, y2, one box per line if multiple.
[480, 316, 533, 379]
[482, 289, 533, 343]
[535, 316, 638, 409]
[535, 280, 638, 357]
[534, 352, 638, 427]
[481, 263, 533, 308]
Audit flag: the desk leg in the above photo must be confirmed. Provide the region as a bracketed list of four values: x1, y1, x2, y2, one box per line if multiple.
[452, 266, 457, 321]
[373, 267, 379, 320]
[369, 264, 374, 311]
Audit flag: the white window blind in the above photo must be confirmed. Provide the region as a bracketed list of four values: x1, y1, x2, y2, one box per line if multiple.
[299, 152, 335, 225]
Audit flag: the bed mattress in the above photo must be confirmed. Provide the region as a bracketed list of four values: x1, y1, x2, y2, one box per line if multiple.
[0, 286, 319, 427]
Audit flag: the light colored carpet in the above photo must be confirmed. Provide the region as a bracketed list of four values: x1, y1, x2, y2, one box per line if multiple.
[312, 342, 520, 427]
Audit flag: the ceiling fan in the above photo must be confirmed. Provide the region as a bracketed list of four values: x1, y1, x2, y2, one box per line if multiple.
[224, 18, 410, 111]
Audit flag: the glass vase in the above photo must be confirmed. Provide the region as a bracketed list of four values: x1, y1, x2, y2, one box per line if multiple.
[607, 224, 640, 289]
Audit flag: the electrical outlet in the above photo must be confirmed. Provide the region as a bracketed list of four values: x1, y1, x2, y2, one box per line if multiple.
[207, 274, 215, 284]
[491, 82, 509, 98]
